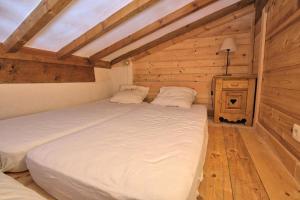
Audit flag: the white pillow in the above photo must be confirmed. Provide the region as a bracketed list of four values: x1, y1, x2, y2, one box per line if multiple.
[151, 86, 197, 108]
[120, 85, 149, 99]
[110, 85, 149, 104]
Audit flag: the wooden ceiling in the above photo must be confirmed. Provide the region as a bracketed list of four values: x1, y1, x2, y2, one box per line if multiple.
[0, 0, 254, 68]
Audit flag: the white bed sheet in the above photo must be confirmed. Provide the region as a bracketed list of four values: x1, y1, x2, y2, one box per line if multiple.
[0, 100, 140, 172]
[0, 172, 45, 200]
[27, 104, 208, 200]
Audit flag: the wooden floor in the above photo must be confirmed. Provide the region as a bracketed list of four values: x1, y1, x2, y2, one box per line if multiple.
[6, 124, 300, 200]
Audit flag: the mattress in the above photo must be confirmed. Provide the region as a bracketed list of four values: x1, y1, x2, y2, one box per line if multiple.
[0, 100, 140, 172]
[27, 104, 208, 200]
[0, 172, 45, 200]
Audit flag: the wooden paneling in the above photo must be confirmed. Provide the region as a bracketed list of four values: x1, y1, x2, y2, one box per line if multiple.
[0, 58, 95, 83]
[256, 122, 300, 185]
[252, 25, 261, 74]
[257, 0, 300, 183]
[259, 103, 300, 160]
[265, 0, 299, 35]
[133, 11, 254, 113]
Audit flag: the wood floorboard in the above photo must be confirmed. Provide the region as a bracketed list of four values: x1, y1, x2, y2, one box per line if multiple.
[6, 171, 55, 200]
[6, 124, 300, 200]
[198, 126, 233, 200]
[239, 128, 300, 200]
[223, 126, 269, 200]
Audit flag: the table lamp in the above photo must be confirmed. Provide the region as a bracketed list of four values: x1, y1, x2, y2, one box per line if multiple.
[220, 38, 237, 76]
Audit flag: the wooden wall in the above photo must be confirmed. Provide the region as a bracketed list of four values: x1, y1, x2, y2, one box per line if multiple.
[0, 58, 95, 83]
[132, 7, 255, 113]
[256, 0, 300, 183]
[0, 47, 95, 83]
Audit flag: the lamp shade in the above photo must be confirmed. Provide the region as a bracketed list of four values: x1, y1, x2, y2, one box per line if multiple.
[220, 38, 237, 52]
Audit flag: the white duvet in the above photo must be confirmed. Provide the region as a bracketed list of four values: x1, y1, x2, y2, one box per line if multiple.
[27, 104, 208, 200]
[0, 100, 139, 172]
[0, 172, 45, 200]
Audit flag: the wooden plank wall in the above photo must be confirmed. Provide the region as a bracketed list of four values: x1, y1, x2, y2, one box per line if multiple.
[0, 58, 95, 83]
[132, 10, 255, 113]
[256, 0, 300, 183]
[252, 16, 262, 74]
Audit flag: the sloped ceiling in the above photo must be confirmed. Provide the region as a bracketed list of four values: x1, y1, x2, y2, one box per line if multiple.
[0, 0, 242, 61]
[0, 0, 41, 41]
[25, 0, 133, 51]
[101, 0, 240, 61]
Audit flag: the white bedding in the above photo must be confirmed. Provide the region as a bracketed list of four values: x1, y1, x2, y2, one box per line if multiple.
[0, 100, 140, 172]
[0, 172, 45, 200]
[27, 104, 208, 200]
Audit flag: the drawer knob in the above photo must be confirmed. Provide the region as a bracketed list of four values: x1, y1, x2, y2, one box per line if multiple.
[231, 83, 239, 87]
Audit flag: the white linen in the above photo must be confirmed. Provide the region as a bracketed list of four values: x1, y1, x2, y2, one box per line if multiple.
[27, 104, 208, 200]
[0, 172, 45, 200]
[0, 100, 140, 172]
[151, 86, 197, 108]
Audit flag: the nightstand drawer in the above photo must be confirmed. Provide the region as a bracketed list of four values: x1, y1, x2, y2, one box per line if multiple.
[223, 80, 248, 89]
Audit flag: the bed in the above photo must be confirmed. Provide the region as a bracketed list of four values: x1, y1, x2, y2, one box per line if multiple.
[0, 100, 141, 172]
[27, 103, 208, 200]
[0, 172, 45, 200]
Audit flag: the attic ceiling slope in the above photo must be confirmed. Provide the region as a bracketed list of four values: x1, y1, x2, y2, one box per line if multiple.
[111, 0, 254, 65]
[0, 0, 253, 69]
[102, 0, 242, 61]
[57, 0, 158, 59]
[89, 0, 217, 62]
[0, 0, 41, 42]
[3, 0, 72, 53]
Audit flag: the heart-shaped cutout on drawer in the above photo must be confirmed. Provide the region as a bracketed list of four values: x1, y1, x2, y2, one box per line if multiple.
[230, 99, 237, 104]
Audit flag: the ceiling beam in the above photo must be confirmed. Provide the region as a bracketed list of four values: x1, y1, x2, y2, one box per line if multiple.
[254, 0, 268, 21]
[3, 0, 72, 53]
[92, 60, 111, 69]
[0, 44, 91, 67]
[111, 0, 254, 65]
[90, 0, 217, 62]
[57, 0, 158, 59]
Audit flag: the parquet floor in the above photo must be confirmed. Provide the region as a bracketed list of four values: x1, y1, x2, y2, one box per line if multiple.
[6, 124, 300, 200]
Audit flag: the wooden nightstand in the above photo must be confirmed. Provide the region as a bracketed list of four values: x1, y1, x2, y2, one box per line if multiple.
[213, 75, 256, 126]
